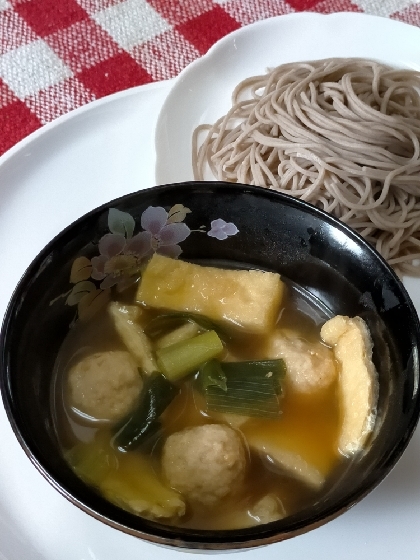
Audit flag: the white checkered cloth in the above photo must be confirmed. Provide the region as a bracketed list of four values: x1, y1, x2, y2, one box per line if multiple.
[0, 0, 419, 155]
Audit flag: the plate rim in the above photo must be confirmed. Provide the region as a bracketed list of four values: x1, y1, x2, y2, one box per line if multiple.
[155, 11, 420, 184]
[183, 11, 420, 73]
[0, 80, 171, 171]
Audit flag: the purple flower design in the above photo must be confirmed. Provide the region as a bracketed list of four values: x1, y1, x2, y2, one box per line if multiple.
[89, 206, 191, 290]
[207, 218, 239, 240]
[67, 204, 239, 319]
[91, 231, 152, 290]
[141, 206, 191, 258]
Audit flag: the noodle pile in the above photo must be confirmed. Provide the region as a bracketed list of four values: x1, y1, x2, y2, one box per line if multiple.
[192, 58, 420, 276]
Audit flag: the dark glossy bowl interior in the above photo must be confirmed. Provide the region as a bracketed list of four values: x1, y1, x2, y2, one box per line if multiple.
[1, 182, 420, 550]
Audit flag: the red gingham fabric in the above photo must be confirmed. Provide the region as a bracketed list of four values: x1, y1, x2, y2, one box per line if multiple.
[0, 0, 419, 155]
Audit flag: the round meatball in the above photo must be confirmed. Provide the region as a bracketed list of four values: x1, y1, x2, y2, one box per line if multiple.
[162, 424, 247, 506]
[265, 331, 337, 393]
[67, 350, 142, 422]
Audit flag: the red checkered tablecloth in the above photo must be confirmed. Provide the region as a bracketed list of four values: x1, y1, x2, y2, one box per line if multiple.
[0, 0, 419, 156]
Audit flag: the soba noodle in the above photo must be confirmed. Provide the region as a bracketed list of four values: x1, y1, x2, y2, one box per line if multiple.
[192, 58, 420, 276]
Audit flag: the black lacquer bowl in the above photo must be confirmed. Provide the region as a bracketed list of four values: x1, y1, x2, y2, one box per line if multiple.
[1, 182, 420, 551]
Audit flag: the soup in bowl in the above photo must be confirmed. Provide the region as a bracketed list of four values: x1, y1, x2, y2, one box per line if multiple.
[1, 182, 419, 550]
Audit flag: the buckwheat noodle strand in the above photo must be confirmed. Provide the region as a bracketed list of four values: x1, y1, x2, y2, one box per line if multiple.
[192, 58, 420, 276]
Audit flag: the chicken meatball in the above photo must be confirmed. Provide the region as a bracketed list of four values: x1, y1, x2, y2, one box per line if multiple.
[67, 350, 142, 422]
[265, 330, 337, 393]
[162, 424, 247, 506]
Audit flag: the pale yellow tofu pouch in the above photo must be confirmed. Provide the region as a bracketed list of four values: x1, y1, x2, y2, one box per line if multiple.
[137, 254, 284, 334]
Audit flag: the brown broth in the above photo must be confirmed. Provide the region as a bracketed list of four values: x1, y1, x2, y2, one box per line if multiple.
[52, 278, 343, 530]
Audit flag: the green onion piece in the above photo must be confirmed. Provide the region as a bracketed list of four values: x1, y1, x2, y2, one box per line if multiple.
[199, 359, 286, 418]
[145, 312, 231, 341]
[113, 373, 179, 452]
[199, 359, 227, 392]
[65, 432, 118, 485]
[222, 360, 285, 394]
[155, 330, 224, 381]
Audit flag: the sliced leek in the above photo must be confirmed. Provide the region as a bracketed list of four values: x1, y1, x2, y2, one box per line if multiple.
[198, 359, 286, 418]
[155, 330, 224, 381]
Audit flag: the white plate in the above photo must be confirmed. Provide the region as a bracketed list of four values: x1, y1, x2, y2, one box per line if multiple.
[155, 12, 420, 184]
[0, 16, 419, 559]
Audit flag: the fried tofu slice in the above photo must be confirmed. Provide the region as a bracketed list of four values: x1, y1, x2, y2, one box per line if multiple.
[321, 315, 378, 456]
[248, 494, 286, 524]
[108, 302, 157, 375]
[137, 254, 284, 334]
[247, 436, 325, 490]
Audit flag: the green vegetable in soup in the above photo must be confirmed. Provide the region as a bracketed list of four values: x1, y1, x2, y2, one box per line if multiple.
[67, 432, 185, 520]
[113, 373, 179, 452]
[145, 311, 231, 341]
[199, 359, 227, 392]
[66, 432, 118, 485]
[155, 330, 224, 381]
[100, 452, 185, 520]
[198, 359, 286, 418]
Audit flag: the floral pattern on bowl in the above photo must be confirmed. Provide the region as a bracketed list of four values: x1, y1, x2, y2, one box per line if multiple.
[64, 204, 239, 321]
